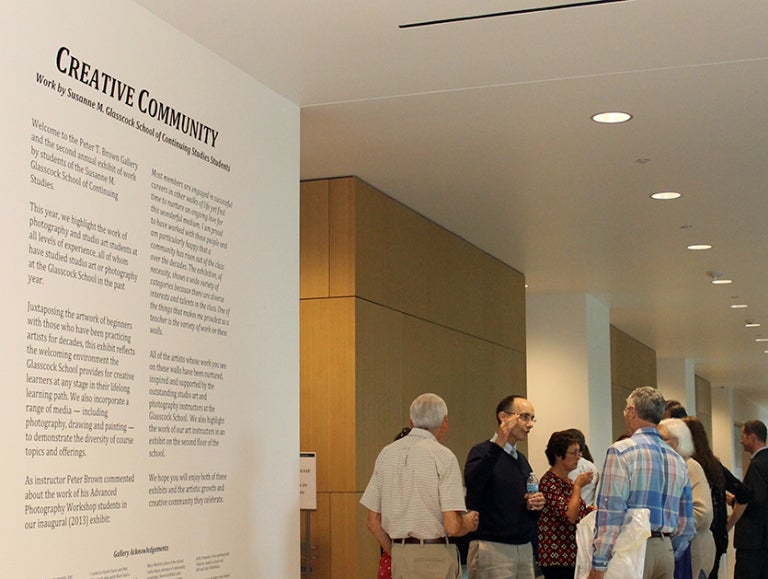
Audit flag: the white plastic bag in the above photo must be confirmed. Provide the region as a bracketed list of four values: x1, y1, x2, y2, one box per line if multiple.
[574, 508, 650, 579]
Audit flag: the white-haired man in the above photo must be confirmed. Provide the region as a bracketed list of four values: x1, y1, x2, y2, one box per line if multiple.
[361, 393, 479, 579]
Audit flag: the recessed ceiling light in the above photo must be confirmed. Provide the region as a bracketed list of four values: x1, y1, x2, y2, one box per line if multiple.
[731, 304, 749, 309]
[756, 338, 768, 342]
[651, 191, 682, 200]
[687, 244, 712, 251]
[708, 271, 732, 285]
[746, 322, 762, 328]
[592, 111, 632, 124]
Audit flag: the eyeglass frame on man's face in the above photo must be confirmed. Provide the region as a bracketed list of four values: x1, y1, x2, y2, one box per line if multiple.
[565, 448, 583, 457]
[501, 410, 537, 423]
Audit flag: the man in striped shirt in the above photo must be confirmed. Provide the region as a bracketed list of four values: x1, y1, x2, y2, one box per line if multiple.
[588, 386, 695, 579]
[361, 393, 479, 579]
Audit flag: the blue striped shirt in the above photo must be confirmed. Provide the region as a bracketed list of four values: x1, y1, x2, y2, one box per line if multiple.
[592, 427, 695, 570]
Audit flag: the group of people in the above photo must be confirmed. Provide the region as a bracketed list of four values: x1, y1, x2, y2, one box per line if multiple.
[361, 387, 768, 579]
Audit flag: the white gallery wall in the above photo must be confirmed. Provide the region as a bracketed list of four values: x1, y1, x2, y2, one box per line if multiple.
[2, 1, 300, 577]
[526, 293, 612, 477]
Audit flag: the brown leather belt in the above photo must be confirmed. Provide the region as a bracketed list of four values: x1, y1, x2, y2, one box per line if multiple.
[393, 537, 449, 545]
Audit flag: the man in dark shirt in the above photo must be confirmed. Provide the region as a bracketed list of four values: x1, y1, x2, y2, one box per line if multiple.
[733, 419, 768, 579]
[464, 395, 544, 579]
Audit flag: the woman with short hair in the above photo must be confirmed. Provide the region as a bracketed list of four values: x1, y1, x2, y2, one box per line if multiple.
[537, 431, 594, 579]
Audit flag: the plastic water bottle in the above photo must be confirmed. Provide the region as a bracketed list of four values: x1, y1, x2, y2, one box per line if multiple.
[526, 472, 538, 494]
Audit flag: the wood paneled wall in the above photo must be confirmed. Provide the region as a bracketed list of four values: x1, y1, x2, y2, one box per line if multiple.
[300, 177, 526, 578]
[610, 325, 658, 441]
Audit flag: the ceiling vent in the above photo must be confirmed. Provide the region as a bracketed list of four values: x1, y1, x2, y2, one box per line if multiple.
[400, 0, 632, 28]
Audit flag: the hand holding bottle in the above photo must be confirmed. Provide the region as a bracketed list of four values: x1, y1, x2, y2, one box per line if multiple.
[525, 472, 545, 511]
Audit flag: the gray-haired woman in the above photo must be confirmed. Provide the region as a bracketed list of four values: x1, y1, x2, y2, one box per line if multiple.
[659, 418, 715, 579]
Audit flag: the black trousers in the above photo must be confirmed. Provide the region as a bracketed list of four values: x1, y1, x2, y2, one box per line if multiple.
[541, 565, 576, 579]
[735, 549, 768, 579]
[708, 552, 722, 579]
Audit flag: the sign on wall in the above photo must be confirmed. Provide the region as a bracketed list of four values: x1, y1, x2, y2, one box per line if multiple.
[2, 1, 300, 577]
[300, 452, 317, 511]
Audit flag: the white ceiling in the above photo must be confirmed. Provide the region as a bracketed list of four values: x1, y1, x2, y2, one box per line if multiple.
[136, 0, 768, 406]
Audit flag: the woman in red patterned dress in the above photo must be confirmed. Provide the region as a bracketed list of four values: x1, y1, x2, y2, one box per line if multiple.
[537, 431, 595, 579]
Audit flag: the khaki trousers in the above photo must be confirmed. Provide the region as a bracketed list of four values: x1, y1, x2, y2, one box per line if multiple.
[467, 540, 535, 579]
[391, 542, 461, 579]
[643, 535, 675, 579]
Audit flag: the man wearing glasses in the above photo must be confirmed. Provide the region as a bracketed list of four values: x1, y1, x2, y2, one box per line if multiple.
[464, 395, 545, 579]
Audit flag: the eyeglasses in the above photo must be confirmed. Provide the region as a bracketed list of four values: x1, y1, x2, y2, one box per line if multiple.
[566, 449, 583, 456]
[502, 411, 537, 423]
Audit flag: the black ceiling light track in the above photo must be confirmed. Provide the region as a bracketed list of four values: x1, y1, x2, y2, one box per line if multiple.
[400, 0, 632, 29]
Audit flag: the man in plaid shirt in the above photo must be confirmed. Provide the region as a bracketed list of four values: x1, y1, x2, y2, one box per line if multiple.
[588, 387, 695, 579]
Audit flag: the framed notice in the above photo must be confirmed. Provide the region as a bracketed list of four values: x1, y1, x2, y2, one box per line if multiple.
[300, 452, 317, 510]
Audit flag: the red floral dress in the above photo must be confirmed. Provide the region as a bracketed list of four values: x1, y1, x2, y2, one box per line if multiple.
[537, 470, 589, 568]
